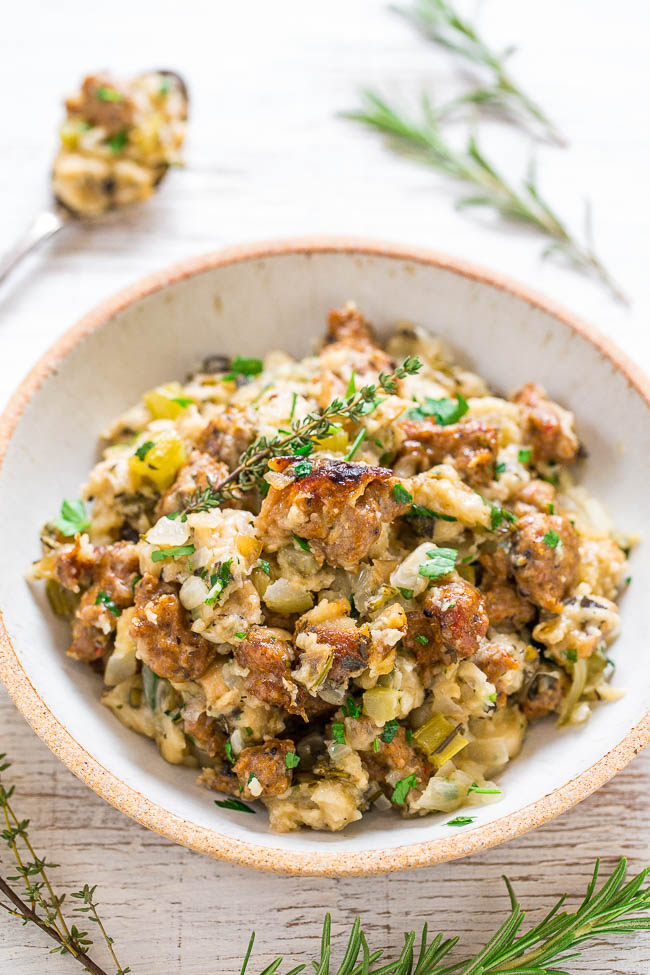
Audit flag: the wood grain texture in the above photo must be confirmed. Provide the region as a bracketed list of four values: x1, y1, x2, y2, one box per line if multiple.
[1, 0, 649, 971]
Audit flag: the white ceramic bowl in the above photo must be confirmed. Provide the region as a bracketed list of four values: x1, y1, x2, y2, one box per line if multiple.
[1, 238, 649, 876]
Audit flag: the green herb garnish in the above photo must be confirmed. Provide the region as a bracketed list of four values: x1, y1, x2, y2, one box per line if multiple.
[381, 719, 399, 743]
[222, 356, 263, 382]
[289, 391, 298, 421]
[332, 722, 346, 745]
[418, 546, 457, 579]
[94, 591, 120, 617]
[345, 428, 366, 460]
[54, 498, 90, 537]
[518, 448, 532, 464]
[214, 797, 256, 814]
[468, 783, 501, 795]
[134, 440, 154, 461]
[565, 648, 578, 663]
[107, 128, 128, 153]
[258, 559, 271, 575]
[409, 503, 457, 522]
[224, 741, 234, 764]
[446, 815, 475, 826]
[292, 535, 310, 552]
[204, 559, 232, 605]
[406, 393, 468, 425]
[490, 504, 518, 530]
[398, 587, 414, 600]
[96, 85, 124, 102]
[151, 544, 195, 563]
[495, 461, 507, 479]
[415, 634, 429, 645]
[391, 773, 417, 806]
[543, 529, 561, 548]
[345, 371, 356, 398]
[393, 482, 413, 504]
[285, 752, 300, 769]
[293, 459, 313, 478]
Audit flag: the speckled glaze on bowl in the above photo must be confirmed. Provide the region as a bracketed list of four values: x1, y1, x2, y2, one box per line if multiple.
[1, 238, 649, 877]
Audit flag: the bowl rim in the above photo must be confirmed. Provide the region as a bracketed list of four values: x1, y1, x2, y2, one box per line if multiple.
[1, 235, 649, 877]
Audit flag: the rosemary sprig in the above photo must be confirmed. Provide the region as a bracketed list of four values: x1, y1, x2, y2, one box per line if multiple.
[394, 0, 565, 145]
[0, 755, 129, 975]
[239, 859, 650, 974]
[346, 91, 627, 303]
[183, 356, 422, 512]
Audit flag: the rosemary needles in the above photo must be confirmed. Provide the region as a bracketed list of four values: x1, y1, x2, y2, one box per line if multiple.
[346, 0, 627, 304]
[394, 0, 565, 145]
[239, 859, 650, 974]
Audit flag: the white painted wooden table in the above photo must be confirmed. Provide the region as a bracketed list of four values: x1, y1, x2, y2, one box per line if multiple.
[2, 1, 650, 971]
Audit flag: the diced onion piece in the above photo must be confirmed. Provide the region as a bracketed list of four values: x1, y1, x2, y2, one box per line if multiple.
[179, 575, 209, 610]
[144, 382, 193, 419]
[263, 578, 313, 614]
[129, 430, 187, 490]
[146, 515, 190, 547]
[362, 687, 401, 723]
[389, 542, 434, 598]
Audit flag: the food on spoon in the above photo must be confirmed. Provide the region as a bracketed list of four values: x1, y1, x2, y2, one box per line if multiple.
[52, 70, 187, 216]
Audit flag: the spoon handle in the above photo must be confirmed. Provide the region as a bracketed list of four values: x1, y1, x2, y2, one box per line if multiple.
[0, 209, 66, 286]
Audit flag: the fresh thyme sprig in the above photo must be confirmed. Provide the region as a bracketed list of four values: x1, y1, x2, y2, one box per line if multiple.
[394, 0, 565, 146]
[0, 755, 129, 975]
[346, 91, 627, 303]
[238, 859, 650, 974]
[183, 356, 422, 512]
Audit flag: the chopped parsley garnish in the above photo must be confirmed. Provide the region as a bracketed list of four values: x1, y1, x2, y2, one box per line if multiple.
[398, 588, 414, 600]
[495, 461, 507, 479]
[134, 440, 154, 461]
[224, 741, 235, 764]
[222, 355, 263, 382]
[214, 798, 256, 814]
[107, 128, 128, 153]
[405, 728, 414, 745]
[518, 448, 532, 464]
[349, 594, 360, 619]
[94, 590, 120, 617]
[446, 816, 475, 826]
[543, 529, 561, 548]
[151, 544, 195, 563]
[285, 752, 301, 769]
[418, 546, 457, 580]
[565, 648, 578, 663]
[289, 392, 298, 421]
[381, 719, 399, 743]
[55, 498, 91, 537]
[204, 559, 233, 605]
[345, 371, 356, 398]
[626, 576, 632, 585]
[409, 504, 457, 522]
[96, 85, 124, 102]
[342, 698, 360, 719]
[234, 632, 246, 639]
[292, 534, 310, 552]
[345, 428, 366, 460]
[406, 393, 468, 425]
[373, 738, 380, 752]
[393, 483, 413, 505]
[391, 773, 417, 806]
[292, 442, 313, 456]
[259, 559, 271, 575]
[141, 664, 159, 711]
[487, 692, 497, 703]
[490, 504, 518, 531]
[131, 573, 142, 593]
[332, 722, 346, 745]
[293, 459, 313, 478]
[468, 783, 501, 795]
[171, 395, 193, 408]
[415, 634, 429, 645]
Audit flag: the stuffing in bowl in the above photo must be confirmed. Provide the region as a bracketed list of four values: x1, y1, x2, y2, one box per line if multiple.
[31, 302, 630, 833]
